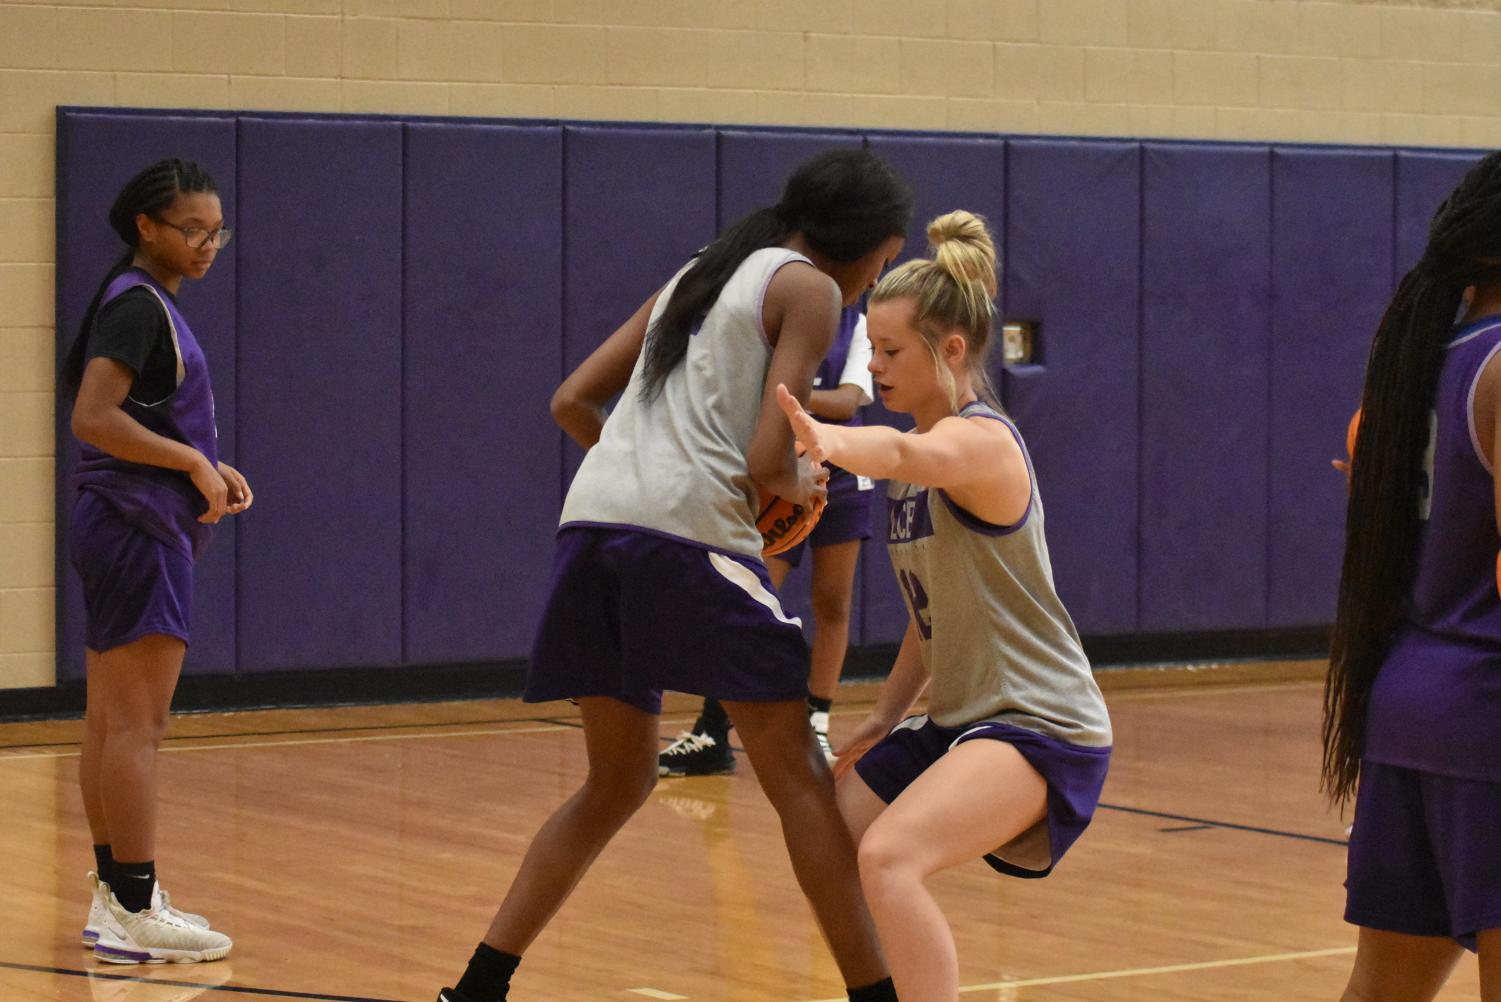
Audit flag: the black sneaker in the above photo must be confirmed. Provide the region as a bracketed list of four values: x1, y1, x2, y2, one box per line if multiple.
[436, 990, 474, 1002]
[658, 730, 735, 777]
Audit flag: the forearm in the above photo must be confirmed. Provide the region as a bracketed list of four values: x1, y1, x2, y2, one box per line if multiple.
[817, 423, 911, 481]
[806, 386, 862, 422]
[72, 406, 207, 474]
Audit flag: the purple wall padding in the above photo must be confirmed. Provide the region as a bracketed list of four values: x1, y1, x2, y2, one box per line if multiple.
[857, 134, 1008, 644]
[1395, 151, 1485, 281]
[1140, 144, 1271, 631]
[402, 124, 563, 664]
[716, 130, 860, 231]
[1004, 139, 1141, 636]
[234, 119, 404, 670]
[1268, 149, 1393, 627]
[559, 126, 716, 487]
[715, 130, 863, 637]
[54, 113, 239, 679]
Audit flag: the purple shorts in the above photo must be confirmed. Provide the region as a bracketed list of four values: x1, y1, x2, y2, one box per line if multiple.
[855, 715, 1111, 878]
[775, 466, 874, 568]
[525, 526, 810, 714]
[69, 489, 193, 652]
[1345, 761, 1501, 950]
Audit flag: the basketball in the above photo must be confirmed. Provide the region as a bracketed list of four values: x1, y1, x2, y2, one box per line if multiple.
[757, 492, 823, 557]
[1346, 407, 1361, 461]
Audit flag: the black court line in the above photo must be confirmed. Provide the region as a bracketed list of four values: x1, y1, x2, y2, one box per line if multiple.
[0, 959, 404, 1001]
[1159, 824, 1216, 833]
[1100, 802, 1349, 847]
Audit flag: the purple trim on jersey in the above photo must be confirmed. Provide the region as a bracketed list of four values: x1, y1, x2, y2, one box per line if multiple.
[887, 491, 935, 544]
[931, 402, 1034, 536]
[755, 252, 814, 349]
[815, 307, 866, 428]
[71, 269, 219, 561]
[558, 519, 758, 562]
[1467, 340, 1501, 474]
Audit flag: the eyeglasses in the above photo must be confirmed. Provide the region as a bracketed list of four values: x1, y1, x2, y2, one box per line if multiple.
[154, 219, 234, 250]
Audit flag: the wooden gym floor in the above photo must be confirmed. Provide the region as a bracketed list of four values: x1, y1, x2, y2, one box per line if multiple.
[1, 661, 1485, 1001]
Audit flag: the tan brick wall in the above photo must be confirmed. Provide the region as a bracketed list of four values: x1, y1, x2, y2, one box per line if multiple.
[2, 0, 1501, 688]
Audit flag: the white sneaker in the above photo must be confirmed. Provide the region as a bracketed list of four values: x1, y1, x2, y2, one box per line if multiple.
[82, 871, 109, 948]
[93, 882, 231, 964]
[810, 710, 835, 765]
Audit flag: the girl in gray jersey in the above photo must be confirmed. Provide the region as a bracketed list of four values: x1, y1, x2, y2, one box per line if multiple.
[437, 150, 912, 1002]
[778, 211, 1112, 1002]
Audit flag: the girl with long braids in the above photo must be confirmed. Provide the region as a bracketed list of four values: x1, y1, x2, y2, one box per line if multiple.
[1326, 151, 1501, 1000]
[436, 148, 911, 1002]
[777, 210, 1112, 1002]
[64, 158, 241, 964]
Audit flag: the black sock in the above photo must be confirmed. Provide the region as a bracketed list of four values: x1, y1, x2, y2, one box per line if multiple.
[808, 694, 832, 714]
[848, 977, 898, 1002]
[92, 844, 113, 886]
[697, 697, 730, 738]
[453, 942, 521, 1002]
[112, 860, 156, 912]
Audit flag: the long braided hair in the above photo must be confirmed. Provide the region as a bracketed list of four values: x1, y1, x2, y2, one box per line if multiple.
[60, 158, 218, 399]
[1323, 151, 1501, 804]
[638, 148, 912, 401]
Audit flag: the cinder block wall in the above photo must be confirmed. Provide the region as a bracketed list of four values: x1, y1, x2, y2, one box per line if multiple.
[4, 0, 1500, 689]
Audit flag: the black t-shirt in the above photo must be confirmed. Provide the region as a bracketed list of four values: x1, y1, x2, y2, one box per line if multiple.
[87, 283, 179, 404]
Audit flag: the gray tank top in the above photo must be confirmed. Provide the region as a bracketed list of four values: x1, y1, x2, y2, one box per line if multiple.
[886, 401, 1112, 746]
[561, 247, 814, 557]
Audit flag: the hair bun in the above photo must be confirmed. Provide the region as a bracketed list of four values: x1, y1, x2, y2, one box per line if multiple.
[926, 210, 997, 298]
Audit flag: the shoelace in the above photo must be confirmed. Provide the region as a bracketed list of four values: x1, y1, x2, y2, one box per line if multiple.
[663, 732, 714, 756]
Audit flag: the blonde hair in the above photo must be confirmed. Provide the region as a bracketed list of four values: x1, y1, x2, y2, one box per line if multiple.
[870, 210, 1000, 412]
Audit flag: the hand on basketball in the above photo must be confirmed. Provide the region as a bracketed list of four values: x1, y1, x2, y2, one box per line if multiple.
[776, 383, 834, 468]
[830, 714, 891, 781]
[218, 461, 254, 515]
[190, 454, 228, 524]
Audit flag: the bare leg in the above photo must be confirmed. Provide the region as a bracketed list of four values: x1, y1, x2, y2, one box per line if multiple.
[1479, 928, 1501, 1002]
[1338, 927, 1464, 1002]
[94, 635, 186, 863]
[483, 697, 659, 954]
[80, 647, 110, 847]
[723, 697, 888, 987]
[856, 740, 1047, 1002]
[806, 541, 859, 702]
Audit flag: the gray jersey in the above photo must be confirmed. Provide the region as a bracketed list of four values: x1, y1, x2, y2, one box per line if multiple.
[886, 401, 1111, 747]
[561, 247, 813, 557]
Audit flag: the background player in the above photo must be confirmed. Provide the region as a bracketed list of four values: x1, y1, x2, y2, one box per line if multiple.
[777, 210, 1113, 1001]
[436, 148, 912, 1002]
[62, 158, 242, 965]
[1324, 151, 1501, 1002]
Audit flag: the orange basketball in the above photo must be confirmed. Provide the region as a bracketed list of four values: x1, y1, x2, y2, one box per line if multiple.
[757, 493, 824, 557]
[1346, 407, 1361, 461]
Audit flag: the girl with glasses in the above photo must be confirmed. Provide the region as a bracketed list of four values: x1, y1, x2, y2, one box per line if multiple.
[61, 157, 244, 965]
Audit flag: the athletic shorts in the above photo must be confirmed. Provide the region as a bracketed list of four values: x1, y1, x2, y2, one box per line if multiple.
[1345, 761, 1501, 950]
[854, 714, 1111, 878]
[775, 465, 874, 568]
[69, 489, 193, 652]
[524, 526, 810, 714]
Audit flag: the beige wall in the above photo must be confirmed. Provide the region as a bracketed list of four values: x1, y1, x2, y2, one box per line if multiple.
[3, 0, 1500, 689]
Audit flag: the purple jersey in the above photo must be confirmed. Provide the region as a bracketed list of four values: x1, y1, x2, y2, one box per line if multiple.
[813, 307, 866, 428]
[1365, 317, 1501, 782]
[72, 269, 220, 561]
